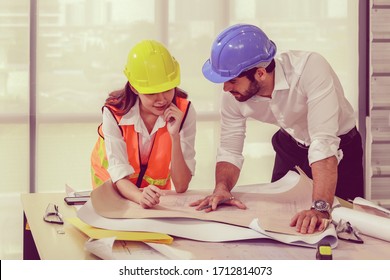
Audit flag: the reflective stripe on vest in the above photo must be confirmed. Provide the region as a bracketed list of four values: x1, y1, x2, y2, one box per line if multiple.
[90, 96, 190, 189]
[90, 137, 110, 188]
[128, 173, 171, 187]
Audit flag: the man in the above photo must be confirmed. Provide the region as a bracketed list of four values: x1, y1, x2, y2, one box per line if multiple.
[191, 24, 364, 234]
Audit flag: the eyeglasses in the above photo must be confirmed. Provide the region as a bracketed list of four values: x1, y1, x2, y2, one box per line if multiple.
[43, 203, 64, 225]
[335, 219, 364, 244]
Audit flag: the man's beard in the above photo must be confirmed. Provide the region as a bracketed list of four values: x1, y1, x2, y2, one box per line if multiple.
[231, 80, 261, 102]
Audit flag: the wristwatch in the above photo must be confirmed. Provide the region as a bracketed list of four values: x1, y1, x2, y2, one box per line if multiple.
[311, 200, 331, 216]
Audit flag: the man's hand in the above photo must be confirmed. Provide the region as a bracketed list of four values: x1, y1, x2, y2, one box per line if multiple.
[190, 189, 246, 212]
[290, 209, 330, 234]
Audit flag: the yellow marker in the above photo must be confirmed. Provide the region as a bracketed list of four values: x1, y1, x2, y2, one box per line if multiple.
[66, 217, 173, 244]
[316, 242, 332, 260]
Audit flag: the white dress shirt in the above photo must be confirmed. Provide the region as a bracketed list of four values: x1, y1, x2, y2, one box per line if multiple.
[217, 51, 356, 169]
[102, 98, 196, 183]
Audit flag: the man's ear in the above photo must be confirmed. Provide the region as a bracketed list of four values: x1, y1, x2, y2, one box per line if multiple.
[255, 67, 267, 81]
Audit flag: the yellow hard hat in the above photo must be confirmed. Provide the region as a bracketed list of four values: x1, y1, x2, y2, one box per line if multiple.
[123, 40, 180, 94]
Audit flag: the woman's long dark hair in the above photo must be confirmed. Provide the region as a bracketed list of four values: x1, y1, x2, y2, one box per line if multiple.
[105, 82, 188, 116]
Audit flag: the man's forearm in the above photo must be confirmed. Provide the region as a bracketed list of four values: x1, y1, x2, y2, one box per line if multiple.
[215, 161, 241, 192]
[311, 156, 338, 206]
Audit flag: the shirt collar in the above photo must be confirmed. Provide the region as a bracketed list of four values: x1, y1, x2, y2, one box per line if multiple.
[249, 59, 289, 102]
[119, 98, 166, 134]
[273, 59, 289, 91]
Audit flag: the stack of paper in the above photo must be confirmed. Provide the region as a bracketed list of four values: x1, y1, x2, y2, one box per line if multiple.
[65, 185, 176, 258]
[76, 169, 339, 259]
[83, 237, 193, 260]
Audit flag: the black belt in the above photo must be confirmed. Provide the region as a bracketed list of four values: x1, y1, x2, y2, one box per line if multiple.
[338, 126, 358, 145]
[280, 126, 358, 149]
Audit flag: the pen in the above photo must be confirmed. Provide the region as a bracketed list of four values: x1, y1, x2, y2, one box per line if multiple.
[199, 197, 234, 211]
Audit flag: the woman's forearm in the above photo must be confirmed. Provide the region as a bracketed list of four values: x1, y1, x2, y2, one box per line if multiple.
[170, 134, 192, 193]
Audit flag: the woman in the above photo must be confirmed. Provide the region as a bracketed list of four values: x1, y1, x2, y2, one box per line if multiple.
[91, 40, 196, 209]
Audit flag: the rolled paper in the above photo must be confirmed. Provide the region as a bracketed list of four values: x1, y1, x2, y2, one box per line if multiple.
[332, 207, 390, 242]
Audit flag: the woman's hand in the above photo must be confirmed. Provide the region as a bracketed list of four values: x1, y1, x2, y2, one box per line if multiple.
[139, 185, 164, 209]
[164, 103, 183, 136]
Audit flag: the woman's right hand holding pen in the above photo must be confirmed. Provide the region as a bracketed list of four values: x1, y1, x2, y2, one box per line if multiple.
[116, 179, 163, 209]
[139, 185, 164, 209]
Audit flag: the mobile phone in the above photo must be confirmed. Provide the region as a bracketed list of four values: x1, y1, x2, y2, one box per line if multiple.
[64, 196, 89, 205]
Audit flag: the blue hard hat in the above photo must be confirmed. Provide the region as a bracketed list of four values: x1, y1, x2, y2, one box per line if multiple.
[202, 24, 277, 83]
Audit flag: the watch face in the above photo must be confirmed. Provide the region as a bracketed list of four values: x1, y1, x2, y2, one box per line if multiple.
[314, 200, 329, 211]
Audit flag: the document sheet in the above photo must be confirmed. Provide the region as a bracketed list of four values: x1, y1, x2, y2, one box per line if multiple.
[78, 170, 339, 249]
[91, 168, 315, 234]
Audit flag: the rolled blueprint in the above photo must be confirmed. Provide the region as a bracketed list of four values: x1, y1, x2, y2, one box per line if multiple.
[332, 207, 390, 242]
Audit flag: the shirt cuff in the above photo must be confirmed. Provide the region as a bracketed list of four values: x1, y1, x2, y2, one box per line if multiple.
[216, 148, 244, 170]
[184, 158, 196, 176]
[308, 139, 343, 165]
[107, 164, 134, 183]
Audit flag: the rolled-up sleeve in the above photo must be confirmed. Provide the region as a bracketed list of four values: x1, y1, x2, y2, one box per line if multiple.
[216, 94, 246, 169]
[309, 137, 343, 165]
[303, 53, 343, 165]
[102, 107, 134, 183]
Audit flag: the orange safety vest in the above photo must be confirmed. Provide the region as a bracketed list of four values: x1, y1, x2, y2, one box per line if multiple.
[90, 96, 190, 189]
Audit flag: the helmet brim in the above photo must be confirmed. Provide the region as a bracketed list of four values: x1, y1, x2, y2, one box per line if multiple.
[202, 60, 233, 84]
[133, 79, 179, 94]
